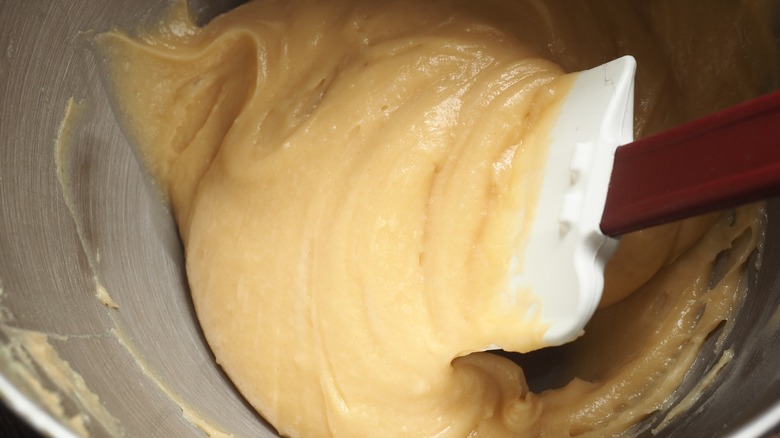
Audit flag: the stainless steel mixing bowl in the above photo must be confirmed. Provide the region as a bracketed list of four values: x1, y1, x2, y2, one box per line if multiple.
[1, 1, 780, 437]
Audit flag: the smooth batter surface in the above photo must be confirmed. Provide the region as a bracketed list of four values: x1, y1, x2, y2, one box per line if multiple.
[97, 0, 777, 436]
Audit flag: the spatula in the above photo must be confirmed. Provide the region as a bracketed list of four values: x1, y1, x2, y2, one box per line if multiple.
[519, 56, 780, 347]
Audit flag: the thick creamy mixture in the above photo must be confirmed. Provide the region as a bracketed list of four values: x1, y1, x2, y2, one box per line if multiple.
[98, 0, 777, 436]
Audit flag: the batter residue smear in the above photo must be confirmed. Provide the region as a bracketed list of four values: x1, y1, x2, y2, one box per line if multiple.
[97, 0, 777, 436]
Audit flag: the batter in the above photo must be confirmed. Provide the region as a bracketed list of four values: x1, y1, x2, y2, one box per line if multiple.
[97, 0, 777, 436]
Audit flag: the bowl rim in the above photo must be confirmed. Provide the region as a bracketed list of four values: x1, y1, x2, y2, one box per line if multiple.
[0, 373, 80, 438]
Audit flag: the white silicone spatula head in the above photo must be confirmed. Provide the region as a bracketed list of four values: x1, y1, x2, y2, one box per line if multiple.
[517, 56, 780, 348]
[513, 56, 636, 346]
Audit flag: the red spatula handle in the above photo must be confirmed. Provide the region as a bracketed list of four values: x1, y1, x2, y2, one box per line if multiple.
[601, 90, 780, 237]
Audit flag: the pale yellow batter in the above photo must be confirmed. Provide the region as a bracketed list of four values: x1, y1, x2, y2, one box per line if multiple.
[97, 0, 778, 436]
